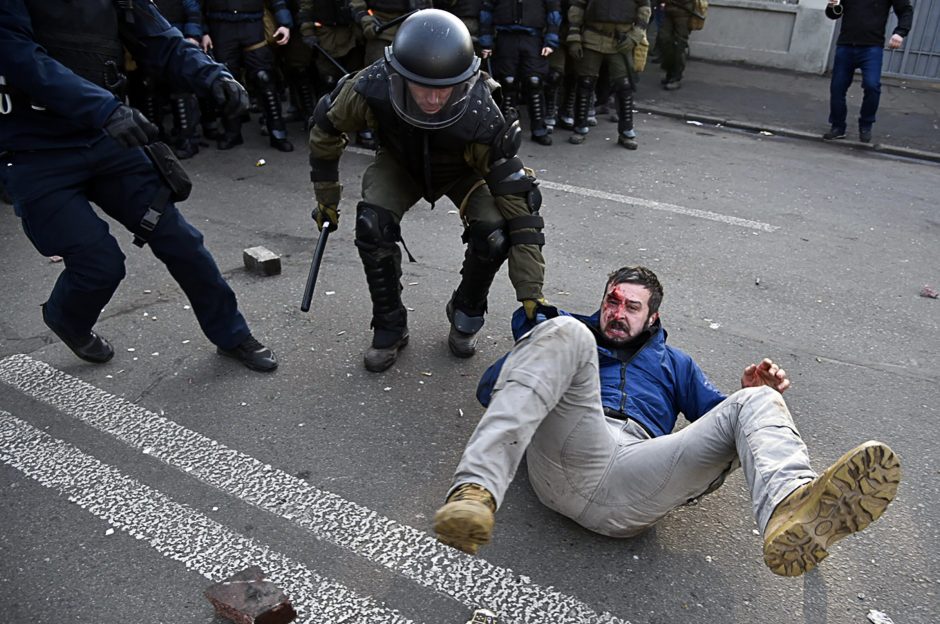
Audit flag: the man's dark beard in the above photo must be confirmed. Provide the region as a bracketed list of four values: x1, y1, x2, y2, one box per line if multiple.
[592, 317, 656, 359]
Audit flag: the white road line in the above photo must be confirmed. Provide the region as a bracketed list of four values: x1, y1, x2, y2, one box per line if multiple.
[0, 354, 630, 624]
[0, 411, 414, 624]
[345, 146, 777, 232]
[538, 180, 779, 232]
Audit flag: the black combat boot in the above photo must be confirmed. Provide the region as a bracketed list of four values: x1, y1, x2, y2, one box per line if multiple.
[217, 334, 278, 372]
[556, 74, 577, 130]
[42, 304, 114, 364]
[217, 115, 244, 150]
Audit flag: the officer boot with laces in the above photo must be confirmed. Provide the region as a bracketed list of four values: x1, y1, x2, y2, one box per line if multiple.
[762, 440, 900, 576]
[434, 483, 496, 555]
[616, 86, 638, 150]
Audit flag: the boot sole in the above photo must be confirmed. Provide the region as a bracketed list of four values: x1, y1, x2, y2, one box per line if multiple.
[433, 500, 494, 555]
[363, 335, 409, 372]
[763, 441, 900, 576]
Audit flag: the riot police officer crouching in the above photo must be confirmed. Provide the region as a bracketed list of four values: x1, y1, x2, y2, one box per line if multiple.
[308, 9, 550, 372]
[0, 0, 278, 372]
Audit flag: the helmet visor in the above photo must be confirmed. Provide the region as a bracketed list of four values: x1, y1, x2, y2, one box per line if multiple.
[388, 70, 479, 130]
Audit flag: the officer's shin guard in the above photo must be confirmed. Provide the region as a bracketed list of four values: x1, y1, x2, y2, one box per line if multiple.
[525, 76, 552, 146]
[544, 68, 563, 131]
[170, 94, 200, 159]
[355, 203, 409, 372]
[255, 70, 294, 152]
[569, 75, 596, 144]
[500, 75, 518, 115]
[615, 79, 638, 150]
[289, 70, 317, 131]
[446, 223, 508, 358]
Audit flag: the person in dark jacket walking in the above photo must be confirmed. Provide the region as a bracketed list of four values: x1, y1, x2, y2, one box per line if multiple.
[823, 0, 913, 143]
[0, 0, 278, 372]
[433, 265, 901, 577]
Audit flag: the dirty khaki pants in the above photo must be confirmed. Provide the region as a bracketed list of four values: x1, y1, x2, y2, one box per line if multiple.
[451, 316, 817, 537]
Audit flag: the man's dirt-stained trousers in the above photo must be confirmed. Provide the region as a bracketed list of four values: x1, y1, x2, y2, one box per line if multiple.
[449, 316, 818, 537]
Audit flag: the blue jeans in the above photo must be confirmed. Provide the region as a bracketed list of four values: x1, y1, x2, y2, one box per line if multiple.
[829, 44, 883, 132]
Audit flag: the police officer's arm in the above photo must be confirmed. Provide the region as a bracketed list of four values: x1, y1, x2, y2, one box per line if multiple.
[117, 1, 224, 98]
[0, 2, 121, 128]
[269, 0, 295, 28]
[543, 0, 562, 51]
[308, 74, 374, 230]
[464, 139, 546, 305]
[182, 0, 205, 39]
[566, 0, 585, 54]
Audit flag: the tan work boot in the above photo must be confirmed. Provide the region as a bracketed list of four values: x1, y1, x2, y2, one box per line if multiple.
[763, 440, 901, 576]
[434, 483, 496, 555]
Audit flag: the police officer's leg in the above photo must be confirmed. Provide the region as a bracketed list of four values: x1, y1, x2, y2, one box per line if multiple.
[87, 143, 261, 360]
[169, 91, 200, 159]
[544, 63, 564, 130]
[609, 52, 638, 150]
[358, 152, 422, 372]
[282, 34, 317, 128]
[246, 35, 294, 152]
[442, 181, 508, 358]
[556, 53, 578, 130]
[128, 70, 165, 140]
[658, 8, 677, 85]
[522, 36, 552, 146]
[569, 49, 602, 144]
[7, 150, 123, 362]
[492, 38, 519, 114]
[210, 20, 246, 149]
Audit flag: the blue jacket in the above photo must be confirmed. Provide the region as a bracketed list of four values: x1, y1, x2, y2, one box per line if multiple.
[0, 1, 225, 151]
[477, 307, 726, 437]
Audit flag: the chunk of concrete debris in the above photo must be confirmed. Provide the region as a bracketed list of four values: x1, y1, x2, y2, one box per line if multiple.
[867, 610, 894, 624]
[204, 566, 297, 624]
[243, 246, 281, 276]
[467, 608, 498, 624]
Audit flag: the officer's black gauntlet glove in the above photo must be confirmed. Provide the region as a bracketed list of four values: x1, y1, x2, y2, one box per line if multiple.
[103, 104, 159, 148]
[211, 75, 250, 117]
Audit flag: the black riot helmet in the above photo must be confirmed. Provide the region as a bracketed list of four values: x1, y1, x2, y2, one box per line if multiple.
[384, 9, 482, 130]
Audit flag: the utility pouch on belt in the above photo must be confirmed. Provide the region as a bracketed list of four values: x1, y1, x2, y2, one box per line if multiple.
[690, 0, 708, 31]
[143, 141, 192, 202]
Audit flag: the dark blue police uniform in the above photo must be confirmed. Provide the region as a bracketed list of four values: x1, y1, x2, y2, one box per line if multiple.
[0, 0, 275, 370]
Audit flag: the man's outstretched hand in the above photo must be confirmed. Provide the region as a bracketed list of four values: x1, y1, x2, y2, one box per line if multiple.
[741, 358, 790, 393]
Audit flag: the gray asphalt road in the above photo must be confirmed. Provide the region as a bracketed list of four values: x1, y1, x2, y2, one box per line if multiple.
[1, 113, 938, 624]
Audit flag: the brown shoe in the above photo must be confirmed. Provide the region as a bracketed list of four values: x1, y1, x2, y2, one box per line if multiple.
[433, 483, 496, 555]
[763, 441, 901, 576]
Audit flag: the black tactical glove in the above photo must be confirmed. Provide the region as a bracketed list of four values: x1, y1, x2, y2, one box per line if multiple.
[210, 75, 249, 117]
[103, 104, 159, 148]
[361, 15, 379, 40]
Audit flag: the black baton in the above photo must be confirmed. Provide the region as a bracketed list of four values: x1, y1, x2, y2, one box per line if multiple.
[300, 224, 331, 312]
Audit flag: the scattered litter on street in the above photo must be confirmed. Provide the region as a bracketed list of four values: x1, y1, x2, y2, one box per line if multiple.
[48, 255, 63, 263]
[759, 130, 774, 136]
[867, 609, 895, 624]
[255, 158, 266, 167]
[686, 120, 703, 126]
[920, 285, 938, 298]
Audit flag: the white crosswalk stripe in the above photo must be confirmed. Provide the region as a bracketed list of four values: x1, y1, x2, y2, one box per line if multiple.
[0, 354, 631, 624]
[0, 411, 415, 624]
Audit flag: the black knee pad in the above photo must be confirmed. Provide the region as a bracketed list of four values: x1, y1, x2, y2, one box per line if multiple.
[578, 75, 596, 90]
[355, 202, 401, 256]
[614, 76, 633, 95]
[253, 69, 274, 89]
[462, 221, 509, 262]
[546, 68, 563, 87]
[525, 75, 543, 91]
